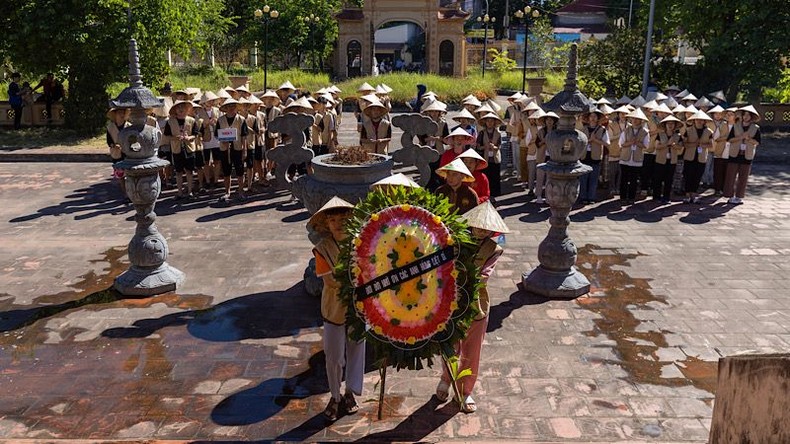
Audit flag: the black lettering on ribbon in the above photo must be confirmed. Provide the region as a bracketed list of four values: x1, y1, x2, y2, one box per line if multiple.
[356, 246, 455, 300]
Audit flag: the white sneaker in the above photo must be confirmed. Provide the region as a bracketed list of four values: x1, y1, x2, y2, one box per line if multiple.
[727, 197, 738, 204]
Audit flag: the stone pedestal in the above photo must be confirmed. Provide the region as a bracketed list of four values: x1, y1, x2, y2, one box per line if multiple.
[521, 44, 592, 299]
[228, 75, 250, 89]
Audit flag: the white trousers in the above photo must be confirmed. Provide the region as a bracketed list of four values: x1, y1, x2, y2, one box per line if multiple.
[510, 138, 521, 176]
[323, 322, 366, 401]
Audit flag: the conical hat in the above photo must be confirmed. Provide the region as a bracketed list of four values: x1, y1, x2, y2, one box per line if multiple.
[223, 86, 236, 93]
[246, 94, 263, 105]
[357, 82, 375, 92]
[284, 96, 314, 112]
[672, 104, 687, 114]
[544, 111, 559, 120]
[654, 103, 673, 114]
[642, 99, 658, 110]
[235, 85, 250, 94]
[421, 100, 448, 113]
[676, 89, 690, 98]
[687, 110, 712, 122]
[106, 107, 129, 119]
[153, 97, 172, 117]
[665, 85, 681, 93]
[626, 108, 648, 121]
[664, 97, 678, 108]
[169, 99, 194, 116]
[443, 127, 476, 146]
[522, 100, 541, 112]
[683, 104, 699, 114]
[457, 148, 488, 171]
[595, 97, 612, 105]
[260, 90, 281, 103]
[375, 85, 388, 95]
[462, 200, 510, 233]
[659, 115, 681, 126]
[629, 96, 646, 107]
[598, 104, 615, 115]
[436, 158, 474, 182]
[474, 103, 495, 115]
[529, 108, 548, 120]
[308, 196, 355, 231]
[462, 95, 482, 107]
[708, 105, 725, 114]
[695, 97, 713, 108]
[362, 97, 387, 112]
[329, 85, 342, 93]
[484, 98, 502, 113]
[709, 90, 726, 102]
[648, 91, 667, 101]
[452, 108, 476, 122]
[422, 91, 438, 101]
[380, 83, 393, 93]
[681, 93, 698, 102]
[370, 173, 420, 190]
[236, 97, 250, 107]
[316, 87, 329, 95]
[200, 90, 220, 104]
[739, 104, 760, 121]
[508, 92, 524, 101]
[278, 81, 296, 91]
[305, 95, 319, 105]
[359, 93, 379, 103]
[615, 95, 631, 105]
[216, 89, 232, 99]
[479, 112, 503, 124]
[613, 105, 631, 114]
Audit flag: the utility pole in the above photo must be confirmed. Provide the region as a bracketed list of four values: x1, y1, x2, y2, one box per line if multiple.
[641, 0, 656, 97]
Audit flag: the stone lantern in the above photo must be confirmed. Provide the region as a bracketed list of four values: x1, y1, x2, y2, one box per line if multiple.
[112, 39, 184, 296]
[521, 43, 592, 299]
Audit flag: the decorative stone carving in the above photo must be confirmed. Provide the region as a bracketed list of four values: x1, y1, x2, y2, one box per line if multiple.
[266, 113, 315, 188]
[112, 39, 184, 297]
[522, 43, 592, 299]
[390, 114, 440, 186]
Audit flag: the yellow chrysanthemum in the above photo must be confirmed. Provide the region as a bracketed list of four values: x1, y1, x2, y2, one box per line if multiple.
[406, 336, 416, 345]
[450, 269, 459, 278]
[437, 323, 446, 331]
[373, 326, 383, 335]
[446, 236, 455, 246]
[371, 213, 380, 221]
[400, 204, 411, 212]
[353, 237, 362, 247]
[355, 302, 364, 311]
[432, 215, 442, 224]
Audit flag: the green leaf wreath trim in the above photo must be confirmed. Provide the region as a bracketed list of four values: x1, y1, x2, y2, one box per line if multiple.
[335, 186, 481, 371]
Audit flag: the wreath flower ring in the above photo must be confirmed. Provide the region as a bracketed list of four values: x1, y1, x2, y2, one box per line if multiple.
[337, 187, 481, 372]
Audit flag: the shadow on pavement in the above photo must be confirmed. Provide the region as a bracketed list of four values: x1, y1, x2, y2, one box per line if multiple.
[102, 281, 321, 341]
[8, 180, 132, 222]
[352, 397, 458, 443]
[487, 290, 551, 333]
[0, 287, 121, 332]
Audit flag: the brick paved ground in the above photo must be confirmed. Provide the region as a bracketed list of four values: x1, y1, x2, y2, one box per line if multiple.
[0, 118, 789, 442]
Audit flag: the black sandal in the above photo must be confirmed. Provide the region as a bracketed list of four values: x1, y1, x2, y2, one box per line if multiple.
[342, 392, 359, 414]
[324, 397, 340, 421]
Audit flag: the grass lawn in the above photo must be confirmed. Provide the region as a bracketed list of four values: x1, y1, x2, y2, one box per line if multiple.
[0, 127, 103, 150]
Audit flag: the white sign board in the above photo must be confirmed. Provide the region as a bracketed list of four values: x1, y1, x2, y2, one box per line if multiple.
[217, 128, 238, 143]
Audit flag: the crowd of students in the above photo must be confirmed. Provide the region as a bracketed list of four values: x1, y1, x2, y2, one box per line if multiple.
[107, 81, 344, 203]
[501, 87, 762, 206]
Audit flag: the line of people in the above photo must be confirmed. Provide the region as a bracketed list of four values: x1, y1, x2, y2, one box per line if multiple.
[106, 81, 344, 203]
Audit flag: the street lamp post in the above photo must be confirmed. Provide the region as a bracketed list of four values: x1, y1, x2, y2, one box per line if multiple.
[254, 5, 280, 90]
[514, 6, 540, 94]
[302, 14, 321, 72]
[476, 10, 496, 78]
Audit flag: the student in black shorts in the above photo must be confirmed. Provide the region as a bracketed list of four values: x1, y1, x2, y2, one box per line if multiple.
[164, 100, 200, 199]
[215, 98, 249, 202]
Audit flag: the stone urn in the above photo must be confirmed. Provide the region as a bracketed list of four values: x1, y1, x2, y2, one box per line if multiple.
[292, 153, 394, 214]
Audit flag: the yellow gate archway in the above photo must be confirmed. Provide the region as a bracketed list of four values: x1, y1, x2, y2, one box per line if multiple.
[336, 1, 469, 79]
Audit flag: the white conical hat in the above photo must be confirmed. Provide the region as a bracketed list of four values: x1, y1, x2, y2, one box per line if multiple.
[246, 94, 263, 105]
[485, 98, 502, 113]
[479, 112, 503, 123]
[739, 104, 760, 121]
[708, 105, 725, 114]
[235, 85, 250, 94]
[683, 104, 699, 114]
[359, 93, 379, 104]
[672, 104, 687, 114]
[687, 110, 712, 122]
[218, 98, 240, 112]
[216, 89, 232, 99]
[598, 104, 615, 115]
[329, 85, 342, 93]
[421, 100, 448, 113]
[545, 111, 559, 120]
[681, 93, 698, 102]
[629, 96, 646, 107]
[200, 90, 220, 104]
[528, 108, 548, 120]
[664, 97, 679, 108]
[676, 89, 690, 98]
[457, 148, 488, 170]
[613, 105, 631, 114]
[462, 200, 510, 233]
[436, 158, 474, 182]
[370, 173, 420, 190]
[522, 100, 542, 112]
[462, 95, 482, 107]
[260, 90, 281, 102]
[695, 97, 713, 109]
[659, 115, 682, 126]
[508, 92, 524, 101]
[284, 96, 313, 112]
[356, 82, 375, 93]
[380, 83, 393, 93]
[654, 103, 673, 114]
[642, 99, 659, 110]
[278, 81, 296, 91]
[308, 196, 355, 231]
[626, 108, 648, 121]
[596, 97, 612, 105]
[452, 108, 476, 122]
[709, 90, 726, 102]
[665, 85, 681, 93]
[474, 103, 495, 115]
[362, 97, 387, 111]
[375, 85, 388, 95]
[443, 127, 476, 146]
